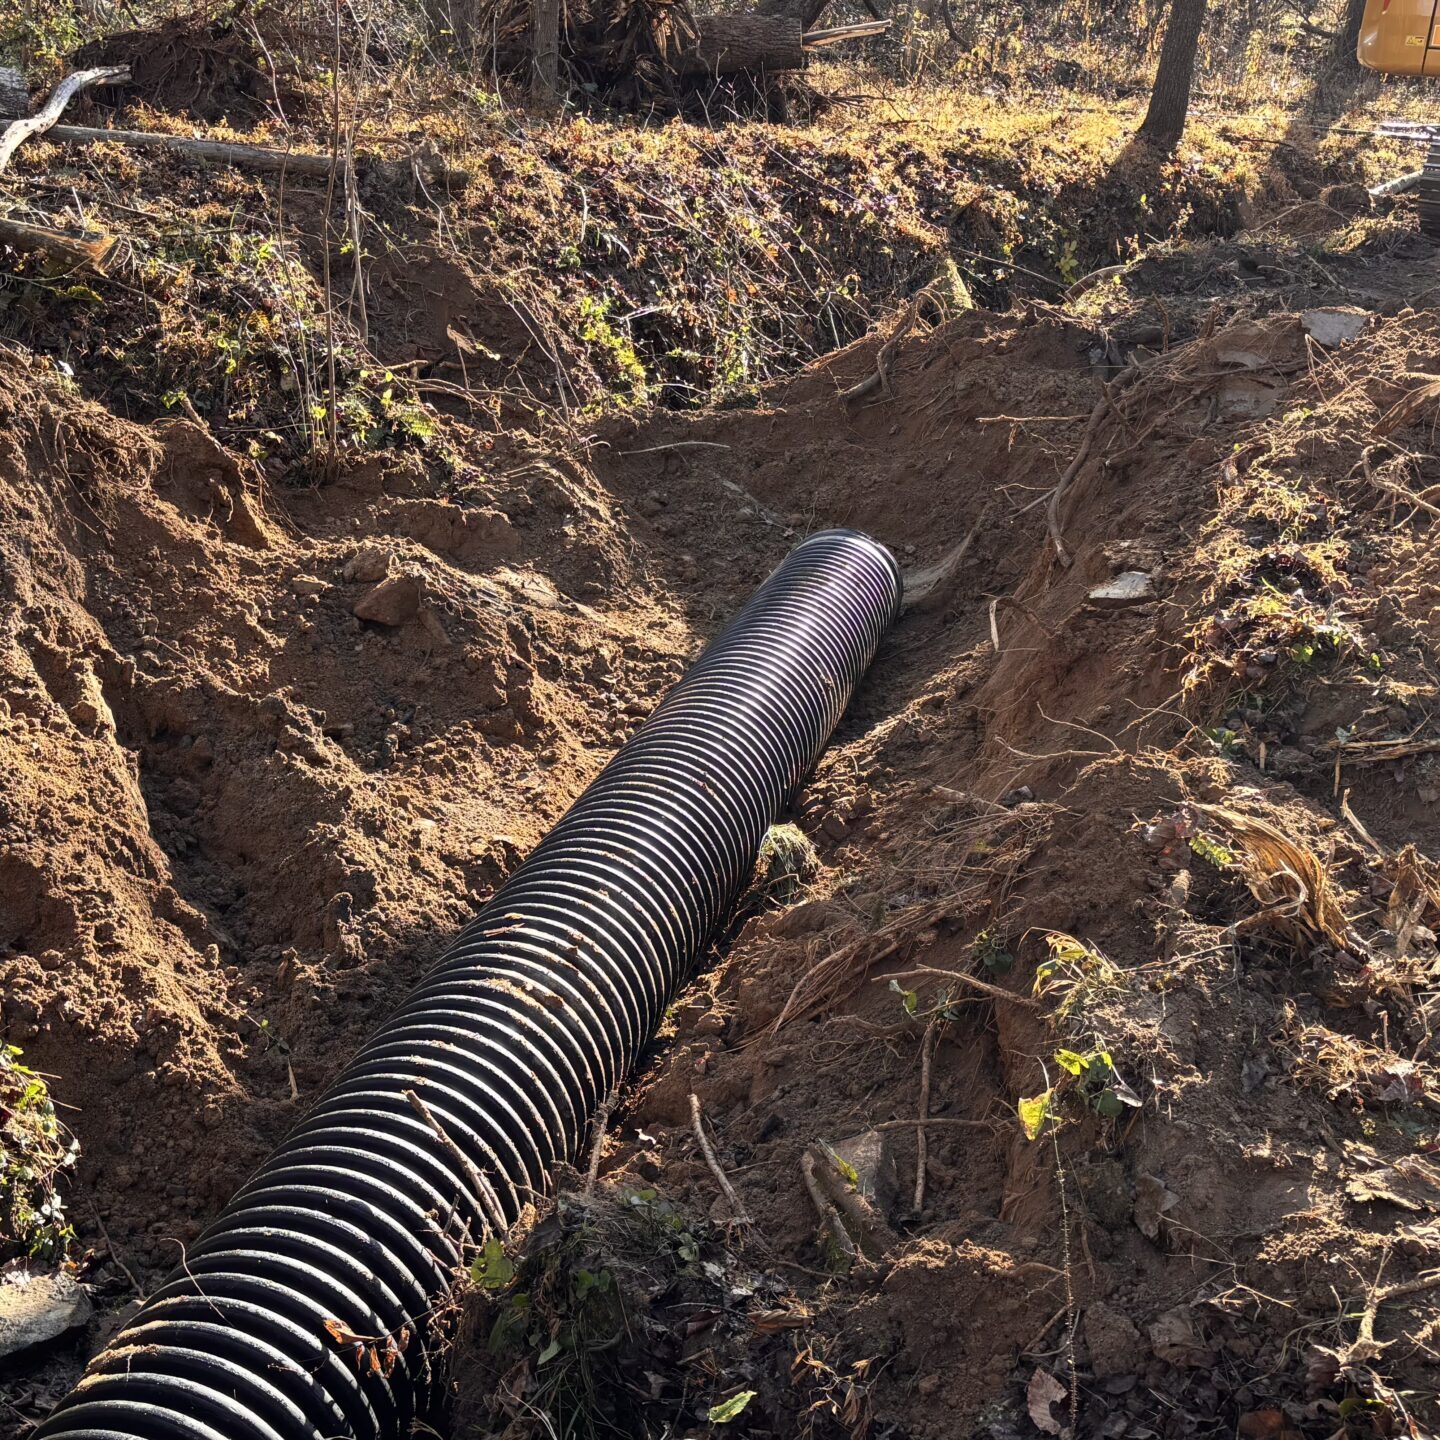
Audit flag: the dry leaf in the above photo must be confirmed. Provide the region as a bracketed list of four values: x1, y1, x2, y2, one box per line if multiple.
[1238, 1406, 1303, 1440]
[1026, 1366, 1066, 1436]
[1133, 1173, 1179, 1241]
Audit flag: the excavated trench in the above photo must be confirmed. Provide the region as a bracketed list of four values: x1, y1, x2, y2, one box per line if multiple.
[5, 253, 1440, 1440]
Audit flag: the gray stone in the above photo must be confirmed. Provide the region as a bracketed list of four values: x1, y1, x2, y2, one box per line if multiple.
[1302, 308, 1369, 349]
[0, 1268, 93, 1362]
[1088, 571, 1156, 608]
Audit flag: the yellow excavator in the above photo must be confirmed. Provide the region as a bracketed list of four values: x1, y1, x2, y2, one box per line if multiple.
[1359, 0, 1440, 232]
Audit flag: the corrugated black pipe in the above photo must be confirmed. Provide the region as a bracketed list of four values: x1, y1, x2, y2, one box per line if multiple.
[36, 528, 902, 1440]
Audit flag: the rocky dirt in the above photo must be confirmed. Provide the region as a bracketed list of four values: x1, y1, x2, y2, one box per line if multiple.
[3, 115, 1440, 1440]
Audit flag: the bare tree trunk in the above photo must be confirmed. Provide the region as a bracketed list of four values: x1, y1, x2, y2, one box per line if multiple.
[1138, 0, 1208, 152]
[1329, 0, 1366, 71]
[530, 0, 562, 102]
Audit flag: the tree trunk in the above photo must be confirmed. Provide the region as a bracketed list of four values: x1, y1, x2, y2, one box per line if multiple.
[676, 14, 806, 74]
[756, 0, 833, 35]
[1138, 0, 1208, 152]
[530, 0, 562, 101]
[1329, 0, 1366, 71]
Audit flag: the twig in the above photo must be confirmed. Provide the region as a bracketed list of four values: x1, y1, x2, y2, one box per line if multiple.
[689, 1092, 751, 1225]
[404, 1088, 508, 1238]
[86, 1195, 146, 1301]
[878, 963, 1041, 1010]
[913, 1016, 938, 1213]
[584, 1086, 619, 1195]
[0, 66, 129, 175]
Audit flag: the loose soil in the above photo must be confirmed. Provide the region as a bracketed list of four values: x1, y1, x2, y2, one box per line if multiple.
[3, 79, 1440, 1440]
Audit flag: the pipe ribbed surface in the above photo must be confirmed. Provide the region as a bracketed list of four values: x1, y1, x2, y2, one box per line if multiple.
[37, 528, 902, 1440]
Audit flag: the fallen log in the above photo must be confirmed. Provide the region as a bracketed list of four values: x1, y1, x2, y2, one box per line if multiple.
[0, 216, 117, 272]
[3, 124, 471, 189]
[678, 13, 805, 74]
[0, 66, 130, 174]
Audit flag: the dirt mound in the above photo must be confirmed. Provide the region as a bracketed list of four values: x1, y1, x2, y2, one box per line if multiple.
[0, 346, 702, 1415]
[514, 296, 1439, 1439]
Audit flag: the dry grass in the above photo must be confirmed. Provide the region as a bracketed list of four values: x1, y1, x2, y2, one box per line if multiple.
[1192, 801, 1354, 953]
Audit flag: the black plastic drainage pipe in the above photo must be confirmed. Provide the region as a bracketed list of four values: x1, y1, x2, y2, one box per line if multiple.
[36, 527, 902, 1440]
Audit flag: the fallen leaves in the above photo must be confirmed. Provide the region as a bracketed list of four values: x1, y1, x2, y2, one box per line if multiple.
[1026, 1366, 1067, 1436]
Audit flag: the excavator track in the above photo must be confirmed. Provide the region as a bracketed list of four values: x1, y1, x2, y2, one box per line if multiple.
[1419, 137, 1440, 239]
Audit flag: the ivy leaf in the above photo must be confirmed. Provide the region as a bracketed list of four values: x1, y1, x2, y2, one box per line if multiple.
[470, 1236, 515, 1290]
[1053, 1048, 1087, 1076]
[888, 978, 919, 1015]
[1018, 1090, 1054, 1140]
[708, 1390, 756, 1423]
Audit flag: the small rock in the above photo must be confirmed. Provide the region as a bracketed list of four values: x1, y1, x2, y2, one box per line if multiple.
[343, 543, 393, 584]
[354, 574, 421, 627]
[0, 1268, 93, 1362]
[1088, 571, 1156, 608]
[290, 574, 328, 597]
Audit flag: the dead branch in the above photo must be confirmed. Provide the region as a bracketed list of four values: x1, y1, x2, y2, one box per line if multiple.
[0, 66, 129, 175]
[879, 963, 1042, 1010]
[583, 1085, 619, 1195]
[1045, 389, 1108, 568]
[404, 1088, 508, 1238]
[913, 1016, 937, 1213]
[16, 124, 471, 190]
[841, 292, 922, 404]
[873, 1116, 993, 1132]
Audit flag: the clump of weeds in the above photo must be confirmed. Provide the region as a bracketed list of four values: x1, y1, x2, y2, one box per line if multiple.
[1, 1045, 79, 1263]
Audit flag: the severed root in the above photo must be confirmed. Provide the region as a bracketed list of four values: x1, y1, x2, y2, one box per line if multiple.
[689, 1093, 752, 1226]
[802, 1136, 898, 1264]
